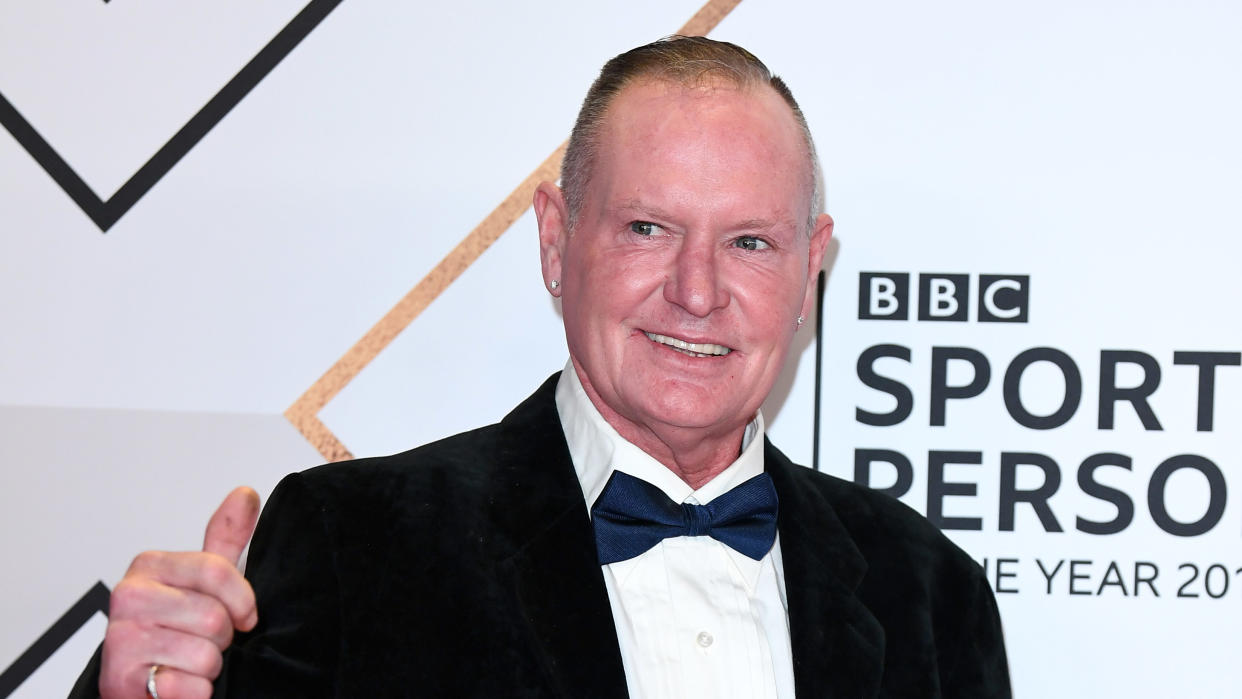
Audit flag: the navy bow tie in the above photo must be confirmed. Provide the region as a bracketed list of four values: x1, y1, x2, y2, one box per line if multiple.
[590, 470, 779, 565]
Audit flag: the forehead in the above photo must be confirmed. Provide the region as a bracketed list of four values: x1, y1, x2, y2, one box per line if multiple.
[589, 79, 811, 224]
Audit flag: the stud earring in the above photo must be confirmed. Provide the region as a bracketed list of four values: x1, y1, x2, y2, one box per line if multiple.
[796, 315, 805, 327]
[549, 280, 560, 290]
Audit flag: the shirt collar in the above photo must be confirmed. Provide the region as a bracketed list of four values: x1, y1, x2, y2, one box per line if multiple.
[555, 362, 768, 589]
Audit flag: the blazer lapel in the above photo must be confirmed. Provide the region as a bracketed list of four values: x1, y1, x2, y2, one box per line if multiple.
[485, 377, 885, 698]
[767, 441, 886, 698]
[490, 375, 630, 699]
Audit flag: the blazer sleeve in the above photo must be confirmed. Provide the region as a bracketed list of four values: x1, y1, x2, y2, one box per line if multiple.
[66, 646, 103, 698]
[941, 570, 1012, 698]
[212, 471, 342, 697]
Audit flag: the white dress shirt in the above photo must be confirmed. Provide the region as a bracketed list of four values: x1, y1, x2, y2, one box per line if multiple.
[555, 365, 797, 699]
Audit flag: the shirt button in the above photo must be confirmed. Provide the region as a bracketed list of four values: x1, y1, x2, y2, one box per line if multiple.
[696, 631, 714, 648]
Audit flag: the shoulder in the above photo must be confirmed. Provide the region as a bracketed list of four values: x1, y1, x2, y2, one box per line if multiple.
[262, 373, 569, 545]
[284, 373, 565, 513]
[293, 422, 506, 502]
[770, 444, 1010, 694]
[769, 443, 984, 591]
[243, 424, 507, 571]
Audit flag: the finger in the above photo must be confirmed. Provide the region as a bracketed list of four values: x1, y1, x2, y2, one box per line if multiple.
[109, 576, 238, 649]
[126, 551, 257, 632]
[202, 486, 261, 565]
[142, 664, 214, 699]
[147, 626, 225, 680]
[104, 621, 223, 688]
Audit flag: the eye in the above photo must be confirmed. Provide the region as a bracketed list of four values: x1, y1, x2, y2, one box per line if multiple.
[630, 221, 661, 236]
[734, 235, 770, 251]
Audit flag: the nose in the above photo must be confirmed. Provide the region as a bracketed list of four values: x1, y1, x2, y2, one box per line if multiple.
[663, 235, 730, 317]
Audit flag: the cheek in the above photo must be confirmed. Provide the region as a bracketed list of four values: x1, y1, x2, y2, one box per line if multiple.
[561, 261, 648, 347]
[732, 267, 806, 328]
[584, 250, 667, 305]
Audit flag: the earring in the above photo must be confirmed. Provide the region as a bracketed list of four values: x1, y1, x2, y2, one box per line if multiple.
[795, 315, 805, 327]
[549, 280, 560, 290]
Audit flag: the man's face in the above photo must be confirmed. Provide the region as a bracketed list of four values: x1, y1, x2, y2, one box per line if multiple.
[539, 79, 833, 449]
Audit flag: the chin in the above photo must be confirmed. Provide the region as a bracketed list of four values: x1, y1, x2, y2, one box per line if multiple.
[635, 389, 739, 432]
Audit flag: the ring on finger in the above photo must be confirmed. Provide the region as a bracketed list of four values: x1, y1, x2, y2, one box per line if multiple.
[147, 664, 161, 699]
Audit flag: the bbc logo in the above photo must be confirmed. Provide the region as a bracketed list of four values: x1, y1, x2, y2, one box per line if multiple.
[858, 273, 1030, 322]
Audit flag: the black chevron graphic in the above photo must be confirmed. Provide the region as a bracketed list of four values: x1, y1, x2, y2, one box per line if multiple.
[0, 0, 344, 233]
[0, 581, 110, 697]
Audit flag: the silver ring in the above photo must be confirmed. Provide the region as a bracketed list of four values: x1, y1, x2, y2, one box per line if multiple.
[146, 664, 161, 699]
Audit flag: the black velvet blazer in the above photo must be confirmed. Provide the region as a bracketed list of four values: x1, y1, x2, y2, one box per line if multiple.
[71, 373, 1010, 698]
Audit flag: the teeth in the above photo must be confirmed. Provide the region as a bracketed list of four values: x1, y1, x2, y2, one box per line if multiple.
[644, 332, 732, 357]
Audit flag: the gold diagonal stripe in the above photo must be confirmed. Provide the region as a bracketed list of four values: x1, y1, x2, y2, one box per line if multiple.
[287, 0, 744, 461]
[285, 144, 565, 456]
[677, 0, 742, 35]
[287, 412, 354, 463]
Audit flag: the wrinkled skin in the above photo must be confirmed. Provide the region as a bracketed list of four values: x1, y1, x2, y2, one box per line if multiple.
[536, 79, 833, 487]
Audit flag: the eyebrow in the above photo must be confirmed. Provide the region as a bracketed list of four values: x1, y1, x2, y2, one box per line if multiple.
[733, 218, 785, 231]
[608, 199, 669, 220]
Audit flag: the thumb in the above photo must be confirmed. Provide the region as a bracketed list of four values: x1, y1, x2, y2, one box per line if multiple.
[202, 486, 261, 565]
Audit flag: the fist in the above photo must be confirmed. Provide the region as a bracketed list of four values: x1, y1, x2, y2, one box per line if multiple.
[99, 487, 261, 699]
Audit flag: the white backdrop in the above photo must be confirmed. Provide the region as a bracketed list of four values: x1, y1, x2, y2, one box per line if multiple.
[2, 1, 1239, 696]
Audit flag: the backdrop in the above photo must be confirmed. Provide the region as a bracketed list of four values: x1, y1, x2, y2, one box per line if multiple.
[2, 1, 1238, 696]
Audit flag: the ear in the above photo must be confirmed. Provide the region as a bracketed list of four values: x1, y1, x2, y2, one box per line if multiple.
[798, 213, 835, 322]
[533, 181, 569, 297]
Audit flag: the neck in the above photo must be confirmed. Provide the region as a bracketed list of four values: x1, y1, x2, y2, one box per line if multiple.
[573, 368, 751, 490]
[631, 426, 747, 490]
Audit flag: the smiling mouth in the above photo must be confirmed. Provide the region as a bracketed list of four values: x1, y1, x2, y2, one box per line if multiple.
[643, 332, 733, 357]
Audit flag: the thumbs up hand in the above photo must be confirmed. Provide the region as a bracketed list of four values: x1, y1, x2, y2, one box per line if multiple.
[99, 487, 261, 699]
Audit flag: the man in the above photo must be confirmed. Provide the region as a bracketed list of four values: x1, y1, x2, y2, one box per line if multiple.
[74, 37, 1010, 698]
